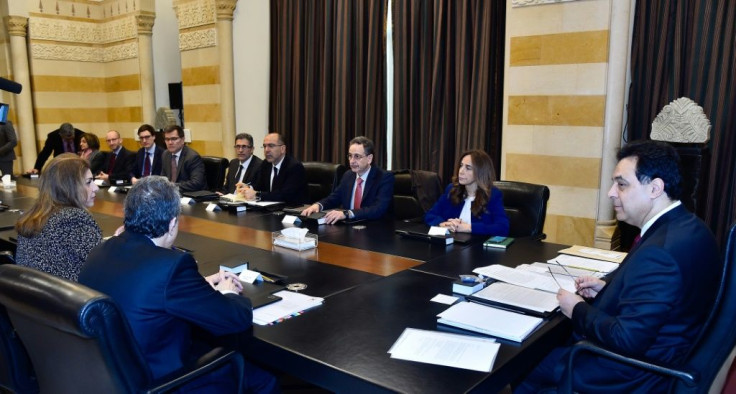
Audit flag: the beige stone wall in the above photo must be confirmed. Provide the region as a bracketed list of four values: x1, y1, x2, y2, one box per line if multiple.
[503, 0, 612, 246]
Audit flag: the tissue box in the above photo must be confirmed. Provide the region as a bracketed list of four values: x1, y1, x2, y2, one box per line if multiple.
[272, 231, 318, 251]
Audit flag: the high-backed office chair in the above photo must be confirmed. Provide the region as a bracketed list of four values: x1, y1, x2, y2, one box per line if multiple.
[561, 223, 736, 394]
[303, 161, 347, 202]
[493, 180, 550, 240]
[0, 304, 38, 393]
[0, 265, 245, 394]
[202, 156, 229, 192]
[391, 169, 443, 221]
[0, 250, 14, 265]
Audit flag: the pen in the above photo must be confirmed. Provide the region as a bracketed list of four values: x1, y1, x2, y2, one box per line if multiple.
[548, 267, 563, 290]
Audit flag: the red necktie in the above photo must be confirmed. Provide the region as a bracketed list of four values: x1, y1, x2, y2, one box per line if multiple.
[108, 152, 116, 173]
[632, 234, 642, 249]
[353, 177, 363, 209]
[143, 152, 151, 176]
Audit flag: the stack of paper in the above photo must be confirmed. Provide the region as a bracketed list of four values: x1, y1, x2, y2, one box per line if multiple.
[253, 290, 324, 325]
[437, 302, 543, 342]
[470, 282, 559, 314]
[472, 264, 576, 293]
[550, 254, 619, 274]
[388, 328, 500, 372]
[558, 245, 626, 263]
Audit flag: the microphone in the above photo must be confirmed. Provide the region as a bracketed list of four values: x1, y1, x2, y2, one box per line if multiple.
[0, 77, 22, 94]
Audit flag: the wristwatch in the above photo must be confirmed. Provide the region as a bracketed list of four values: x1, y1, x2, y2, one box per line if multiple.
[343, 209, 351, 219]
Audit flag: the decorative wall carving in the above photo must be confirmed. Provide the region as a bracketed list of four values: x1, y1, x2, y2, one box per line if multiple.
[5, 16, 29, 37]
[31, 42, 138, 62]
[174, 0, 216, 30]
[136, 13, 156, 35]
[29, 16, 137, 44]
[512, 0, 582, 7]
[651, 97, 711, 143]
[179, 28, 217, 51]
[215, 0, 238, 21]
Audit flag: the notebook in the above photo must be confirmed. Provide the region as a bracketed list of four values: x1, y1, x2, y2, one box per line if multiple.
[181, 190, 220, 202]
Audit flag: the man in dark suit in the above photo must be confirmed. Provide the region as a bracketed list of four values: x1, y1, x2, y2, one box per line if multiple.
[301, 136, 394, 223]
[29, 122, 84, 174]
[79, 176, 277, 393]
[516, 140, 722, 393]
[221, 132, 262, 194]
[96, 130, 135, 184]
[0, 120, 17, 177]
[160, 125, 206, 192]
[241, 132, 307, 204]
[130, 124, 163, 183]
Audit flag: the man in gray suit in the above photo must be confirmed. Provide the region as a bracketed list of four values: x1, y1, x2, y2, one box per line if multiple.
[0, 120, 17, 177]
[160, 125, 205, 192]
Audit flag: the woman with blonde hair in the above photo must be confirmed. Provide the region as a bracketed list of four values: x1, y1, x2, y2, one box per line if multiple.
[15, 153, 102, 281]
[425, 150, 509, 235]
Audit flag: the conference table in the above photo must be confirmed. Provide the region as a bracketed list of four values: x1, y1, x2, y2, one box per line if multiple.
[2, 178, 573, 393]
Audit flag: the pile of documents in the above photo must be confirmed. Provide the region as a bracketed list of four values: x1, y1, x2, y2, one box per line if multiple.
[388, 328, 500, 372]
[253, 290, 324, 325]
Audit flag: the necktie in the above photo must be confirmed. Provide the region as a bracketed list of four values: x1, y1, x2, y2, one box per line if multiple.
[143, 152, 151, 177]
[65, 140, 74, 153]
[632, 234, 642, 248]
[108, 152, 116, 173]
[354, 177, 363, 209]
[270, 166, 278, 191]
[234, 163, 244, 184]
[171, 155, 178, 183]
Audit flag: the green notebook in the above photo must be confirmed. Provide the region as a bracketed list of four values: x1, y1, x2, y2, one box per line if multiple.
[482, 236, 515, 249]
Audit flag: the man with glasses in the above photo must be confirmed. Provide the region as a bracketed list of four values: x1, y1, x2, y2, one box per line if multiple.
[221, 132, 262, 194]
[240, 132, 307, 205]
[97, 129, 135, 185]
[301, 136, 394, 224]
[131, 124, 163, 184]
[161, 125, 206, 192]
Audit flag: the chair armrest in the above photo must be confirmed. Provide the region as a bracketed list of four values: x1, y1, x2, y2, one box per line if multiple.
[561, 340, 697, 392]
[146, 347, 245, 394]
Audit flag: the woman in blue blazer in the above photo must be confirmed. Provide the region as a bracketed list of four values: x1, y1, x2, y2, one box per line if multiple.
[425, 150, 509, 236]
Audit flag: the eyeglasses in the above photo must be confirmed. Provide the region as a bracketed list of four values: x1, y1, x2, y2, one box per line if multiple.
[347, 153, 368, 161]
[234, 144, 252, 150]
[262, 144, 284, 149]
[164, 137, 180, 142]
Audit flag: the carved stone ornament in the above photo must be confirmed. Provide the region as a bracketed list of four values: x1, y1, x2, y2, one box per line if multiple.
[512, 0, 582, 7]
[215, 0, 238, 21]
[29, 16, 137, 43]
[31, 42, 138, 62]
[5, 16, 29, 37]
[174, 0, 216, 30]
[651, 97, 711, 144]
[179, 28, 217, 51]
[136, 12, 156, 35]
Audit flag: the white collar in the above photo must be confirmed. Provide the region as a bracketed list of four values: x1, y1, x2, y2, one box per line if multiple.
[641, 200, 681, 236]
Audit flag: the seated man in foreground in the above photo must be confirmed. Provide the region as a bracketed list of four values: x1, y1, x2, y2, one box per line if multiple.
[515, 140, 722, 392]
[300, 136, 394, 224]
[79, 176, 276, 393]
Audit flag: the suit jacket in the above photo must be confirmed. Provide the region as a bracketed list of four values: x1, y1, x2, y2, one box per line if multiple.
[222, 155, 263, 194]
[87, 150, 106, 176]
[79, 231, 253, 382]
[252, 155, 307, 205]
[161, 145, 206, 192]
[560, 205, 721, 392]
[131, 145, 164, 178]
[318, 166, 395, 221]
[33, 127, 85, 171]
[0, 120, 17, 163]
[102, 147, 135, 183]
[424, 184, 510, 236]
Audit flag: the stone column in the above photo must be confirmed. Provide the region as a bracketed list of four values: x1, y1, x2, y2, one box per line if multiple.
[215, 0, 238, 159]
[136, 12, 156, 126]
[5, 16, 36, 173]
[594, 0, 633, 250]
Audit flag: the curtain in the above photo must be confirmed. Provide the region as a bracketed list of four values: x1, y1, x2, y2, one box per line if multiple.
[269, 0, 388, 166]
[626, 0, 736, 246]
[391, 0, 505, 184]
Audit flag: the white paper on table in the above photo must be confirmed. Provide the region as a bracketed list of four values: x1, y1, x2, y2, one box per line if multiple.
[550, 254, 619, 274]
[430, 294, 459, 305]
[388, 328, 499, 372]
[252, 290, 324, 325]
[473, 264, 575, 293]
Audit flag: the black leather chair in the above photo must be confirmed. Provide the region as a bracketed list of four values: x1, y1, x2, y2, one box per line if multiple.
[202, 156, 229, 192]
[0, 265, 245, 394]
[493, 180, 550, 240]
[303, 161, 347, 202]
[0, 304, 38, 393]
[561, 223, 736, 393]
[392, 169, 442, 221]
[0, 250, 14, 265]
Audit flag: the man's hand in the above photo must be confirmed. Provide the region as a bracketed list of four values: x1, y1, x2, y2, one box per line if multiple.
[301, 204, 320, 216]
[575, 276, 606, 299]
[323, 210, 346, 224]
[206, 270, 243, 293]
[25, 169, 39, 175]
[97, 171, 110, 181]
[131, 177, 139, 184]
[557, 289, 584, 318]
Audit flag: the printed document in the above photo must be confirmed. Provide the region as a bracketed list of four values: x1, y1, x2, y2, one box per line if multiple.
[253, 290, 323, 325]
[388, 328, 499, 372]
[437, 302, 543, 342]
[471, 282, 559, 314]
[472, 264, 576, 293]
